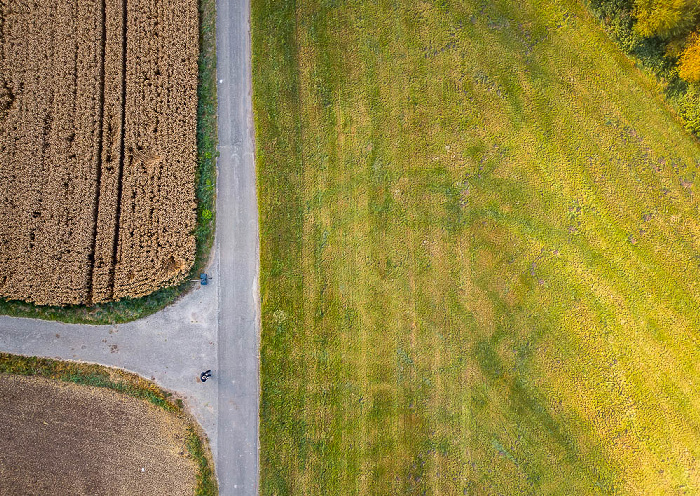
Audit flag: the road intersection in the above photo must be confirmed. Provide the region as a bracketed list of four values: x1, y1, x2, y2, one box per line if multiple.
[0, 0, 259, 494]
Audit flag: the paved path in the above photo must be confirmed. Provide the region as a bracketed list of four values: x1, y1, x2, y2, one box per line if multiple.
[0, 0, 260, 494]
[0, 273, 220, 446]
[216, 0, 260, 493]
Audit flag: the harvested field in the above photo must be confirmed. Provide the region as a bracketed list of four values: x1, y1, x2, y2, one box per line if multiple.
[0, 374, 197, 495]
[0, 0, 199, 306]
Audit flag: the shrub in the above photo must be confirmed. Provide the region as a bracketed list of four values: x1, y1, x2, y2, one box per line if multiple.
[679, 32, 700, 81]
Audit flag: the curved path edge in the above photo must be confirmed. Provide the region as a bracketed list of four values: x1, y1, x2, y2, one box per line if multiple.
[0, 273, 220, 459]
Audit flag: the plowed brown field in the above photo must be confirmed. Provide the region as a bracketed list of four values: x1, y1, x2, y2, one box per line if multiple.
[0, 0, 199, 306]
[0, 374, 197, 495]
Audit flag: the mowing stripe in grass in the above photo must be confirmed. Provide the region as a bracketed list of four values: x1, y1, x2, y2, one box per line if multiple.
[255, 0, 700, 493]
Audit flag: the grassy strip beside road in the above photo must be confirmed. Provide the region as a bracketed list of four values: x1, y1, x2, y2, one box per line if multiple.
[187, 425, 218, 496]
[0, 353, 217, 495]
[0, 0, 217, 324]
[0, 353, 180, 411]
[255, 0, 700, 493]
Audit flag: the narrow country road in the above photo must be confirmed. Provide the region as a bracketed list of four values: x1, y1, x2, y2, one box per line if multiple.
[0, 0, 260, 494]
[216, 0, 260, 493]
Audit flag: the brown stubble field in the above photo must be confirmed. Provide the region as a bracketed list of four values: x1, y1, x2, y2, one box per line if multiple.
[0, 0, 199, 306]
[0, 374, 197, 495]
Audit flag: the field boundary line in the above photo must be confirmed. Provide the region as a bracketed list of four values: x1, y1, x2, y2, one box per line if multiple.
[108, 0, 128, 300]
[87, 0, 108, 305]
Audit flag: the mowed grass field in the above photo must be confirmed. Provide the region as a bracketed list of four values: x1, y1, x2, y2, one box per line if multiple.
[254, 0, 700, 493]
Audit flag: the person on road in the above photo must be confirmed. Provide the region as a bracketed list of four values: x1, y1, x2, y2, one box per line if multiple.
[200, 370, 212, 382]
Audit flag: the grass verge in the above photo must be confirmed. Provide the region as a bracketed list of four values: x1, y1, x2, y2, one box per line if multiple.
[187, 425, 219, 496]
[254, 0, 700, 492]
[0, 352, 218, 495]
[0, 0, 218, 324]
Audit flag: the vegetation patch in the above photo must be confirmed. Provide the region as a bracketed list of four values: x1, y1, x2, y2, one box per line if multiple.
[0, 353, 217, 495]
[588, 0, 700, 136]
[187, 425, 219, 496]
[254, 0, 700, 493]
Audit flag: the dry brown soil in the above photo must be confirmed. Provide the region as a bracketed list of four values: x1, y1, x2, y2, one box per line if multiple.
[0, 374, 197, 495]
[0, 0, 199, 306]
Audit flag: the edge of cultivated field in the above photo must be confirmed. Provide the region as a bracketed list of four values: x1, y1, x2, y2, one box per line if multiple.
[0, 0, 218, 324]
[0, 352, 218, 495]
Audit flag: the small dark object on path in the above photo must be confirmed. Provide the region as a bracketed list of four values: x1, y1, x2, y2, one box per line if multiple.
[200, 370, 212, 382]
[200, 273, 208, 285]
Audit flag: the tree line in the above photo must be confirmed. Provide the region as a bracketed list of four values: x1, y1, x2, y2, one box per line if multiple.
[590, 0, 700, 134]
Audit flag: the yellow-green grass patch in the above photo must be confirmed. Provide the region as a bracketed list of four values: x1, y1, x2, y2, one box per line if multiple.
[254, 0, 700, 493]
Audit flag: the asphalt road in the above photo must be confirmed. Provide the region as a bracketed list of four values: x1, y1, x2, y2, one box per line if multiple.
[215, 0, 260, 493]
[0, 271, 220, 458]
[0, 0, 260, 494]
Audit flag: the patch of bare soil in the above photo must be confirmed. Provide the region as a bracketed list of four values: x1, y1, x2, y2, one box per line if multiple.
[0, 374, 196, 495]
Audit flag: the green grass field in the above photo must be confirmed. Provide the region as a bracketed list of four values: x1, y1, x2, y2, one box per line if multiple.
[253, 0, 700, 493]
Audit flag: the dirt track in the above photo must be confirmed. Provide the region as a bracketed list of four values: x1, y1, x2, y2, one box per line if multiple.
[0, 374, 197, 495]
[0, 0, 199, 306]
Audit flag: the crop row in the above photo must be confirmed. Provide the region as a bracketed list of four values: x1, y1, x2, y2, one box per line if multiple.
[0, 0, 199, 306]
